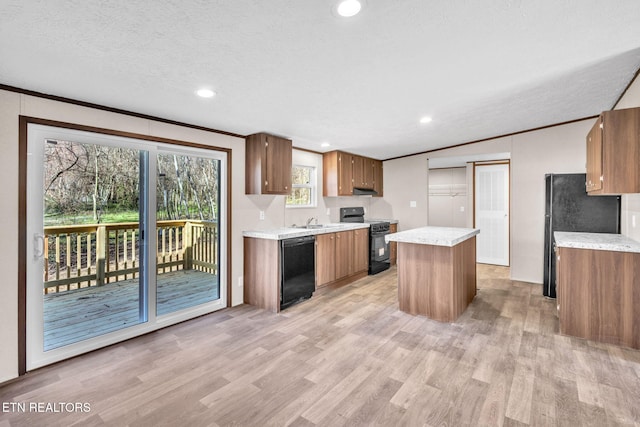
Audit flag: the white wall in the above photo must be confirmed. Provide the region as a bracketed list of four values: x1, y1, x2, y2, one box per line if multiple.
[370, 154, 429, 230]
[0, 90, 20, 383]
[376, 122, 593, 284]
[0, 90, 258, 382]
[509, 122, 590, 282]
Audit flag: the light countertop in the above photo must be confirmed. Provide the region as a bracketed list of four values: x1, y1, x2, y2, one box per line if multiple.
[554, 231, 640, 253]
[385, 226, 480, 247]
[243, 223, 370, 240]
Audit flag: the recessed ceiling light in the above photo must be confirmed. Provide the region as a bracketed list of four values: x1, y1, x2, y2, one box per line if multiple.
[336, 0, 362, 17]
[321, 142, 331, 148]
[420, 116, 433, 124]
[196, 88, 216, 98]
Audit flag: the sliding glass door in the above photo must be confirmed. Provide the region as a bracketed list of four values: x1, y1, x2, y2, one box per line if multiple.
[155, 152, 221, 316]
[26, 124, 226, 370]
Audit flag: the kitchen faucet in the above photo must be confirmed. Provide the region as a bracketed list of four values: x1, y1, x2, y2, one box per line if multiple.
[306, 216, 317, 226]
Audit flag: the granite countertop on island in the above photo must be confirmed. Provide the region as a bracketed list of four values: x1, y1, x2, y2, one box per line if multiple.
[243, 223, 370, 240]
[385, 226, 480, 247]
[554, 231, 640, 253]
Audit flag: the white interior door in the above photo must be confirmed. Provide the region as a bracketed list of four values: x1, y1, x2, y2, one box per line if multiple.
[475, 163, 509, 266]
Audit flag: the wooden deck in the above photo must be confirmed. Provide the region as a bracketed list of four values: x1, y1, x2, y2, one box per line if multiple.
[44, 269, 219, 351]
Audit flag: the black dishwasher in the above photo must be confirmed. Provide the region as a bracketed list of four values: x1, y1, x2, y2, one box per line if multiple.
[280, 235, 316, 309]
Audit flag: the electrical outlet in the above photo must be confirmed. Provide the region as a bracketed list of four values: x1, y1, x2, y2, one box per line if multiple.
[633, 214, 637, 228]
[460, 206, 465, 212]
[326, 208, 330, 215]
[259, 210, 265, 220]
[410, 201, 417, 208]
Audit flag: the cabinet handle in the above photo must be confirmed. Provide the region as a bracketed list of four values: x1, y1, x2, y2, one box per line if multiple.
[600, 176, 604, 182]
[265, 180, 268, 186]
[285, 186, 288, 189]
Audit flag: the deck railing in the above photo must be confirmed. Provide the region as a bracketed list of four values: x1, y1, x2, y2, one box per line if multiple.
[43, 220, 218, 293]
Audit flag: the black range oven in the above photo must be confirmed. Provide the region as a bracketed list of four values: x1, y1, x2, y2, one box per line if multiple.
[339, 207, 390, 275]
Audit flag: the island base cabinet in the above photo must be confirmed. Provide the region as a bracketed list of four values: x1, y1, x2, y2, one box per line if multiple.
[556, 247, 640, 349]
[397, 237, 476, 322]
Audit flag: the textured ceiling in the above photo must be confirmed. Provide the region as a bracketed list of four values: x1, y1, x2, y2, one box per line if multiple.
[1, 0, 640, 159]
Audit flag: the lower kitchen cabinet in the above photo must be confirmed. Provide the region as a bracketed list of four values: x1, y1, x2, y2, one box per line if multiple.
[556, 246, 640, 349]
[353, 228, 369, 273]
[244, 228, 371, 312]
[335, 231, 353, 280]
[389, 223, 398, 265]
[316, 229, 369, 288]
[315, 233, 336, 286]
[243, 237, 280, 312]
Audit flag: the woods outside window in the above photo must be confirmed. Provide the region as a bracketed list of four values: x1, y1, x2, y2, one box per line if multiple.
[286, 165, 316, 207]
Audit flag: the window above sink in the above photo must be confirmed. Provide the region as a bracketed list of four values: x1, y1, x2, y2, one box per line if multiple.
[286, 165, 317, 208]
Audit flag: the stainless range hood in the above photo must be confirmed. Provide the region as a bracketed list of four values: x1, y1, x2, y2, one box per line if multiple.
[352, 187, 378, 196]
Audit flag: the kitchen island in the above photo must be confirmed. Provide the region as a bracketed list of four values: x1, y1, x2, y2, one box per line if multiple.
[386, 226, 480, 322]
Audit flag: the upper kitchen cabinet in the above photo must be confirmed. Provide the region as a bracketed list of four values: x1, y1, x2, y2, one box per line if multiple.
[372, 159, 383, 197]
[586, 107, 640, 195]
[323, 150, 383, 197]
[245, 133, 292, 195]
[323, 151, 353, 196]
[352, 156, 374, 190]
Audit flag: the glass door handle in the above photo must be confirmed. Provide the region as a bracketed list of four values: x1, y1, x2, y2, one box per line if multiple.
[33, 233, 45, 259]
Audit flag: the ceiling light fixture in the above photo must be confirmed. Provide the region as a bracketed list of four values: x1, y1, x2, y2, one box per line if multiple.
[336, 0, 362, 17]
[196, 88, 216, 98]
[420, 116, 433, 124]
[321, 142, 331, 148]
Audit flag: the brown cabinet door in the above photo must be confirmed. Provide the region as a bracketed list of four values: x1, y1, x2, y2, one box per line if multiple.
[353, 228, 369, 273]
[338, 152, 354, 196]
[586, 108, 640, 195]
[586, 118, 603, 193]
[372, 160, 383, 196]
[351, 156, 374, 189]
[315, 233, 335, 287]
[352, 155, 364, 188]
[245, 133, 292, 195]
[601, 108, 640, 194]
[335, 230, 353, 279]
[264, 135, 292, 194]
[389, 223, 397, 265]
[362, 158, 374, 189]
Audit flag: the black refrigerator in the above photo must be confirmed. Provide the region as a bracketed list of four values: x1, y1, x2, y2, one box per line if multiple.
[543, 173, 620, 298]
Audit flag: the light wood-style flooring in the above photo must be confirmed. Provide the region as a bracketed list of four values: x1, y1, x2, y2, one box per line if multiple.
[2, 264, 640, 426]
